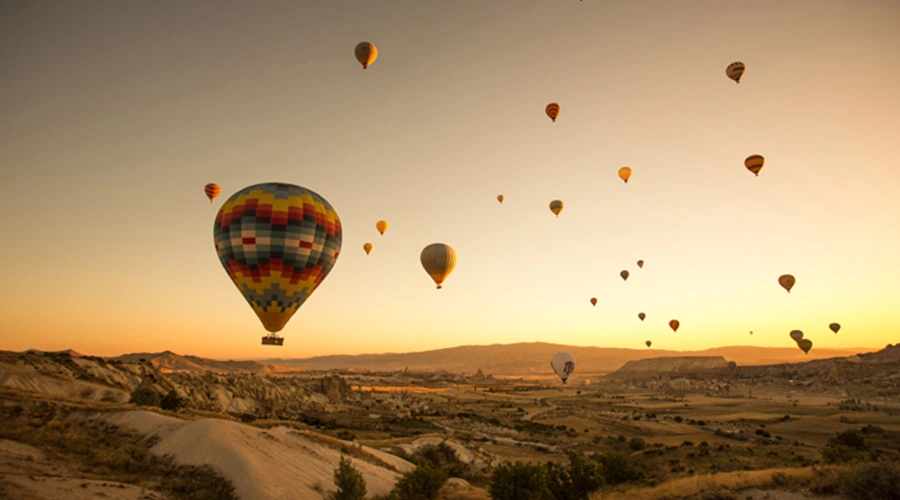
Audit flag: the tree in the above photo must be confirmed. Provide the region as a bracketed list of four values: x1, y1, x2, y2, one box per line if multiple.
[160, 390, 184, 411]
[330, 455, 367, 500]
[489, 461, 552, 500]
[390, 463, 447, 500]
[129, 385, 161, 407]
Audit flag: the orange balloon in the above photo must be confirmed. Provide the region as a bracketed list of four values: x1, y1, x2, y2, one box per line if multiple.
[590, 297, 597, 307]
[669, 319, 680, 332]
[204, 183, 221, 203]
[545, 102, 560, 122]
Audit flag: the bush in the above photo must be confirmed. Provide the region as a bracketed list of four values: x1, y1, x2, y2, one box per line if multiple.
[828, 430, 868, 451]
[489, 461, 552, 500]
[629, 437, 646, 451]
[390, 463, 447, 500]
[546, 451, 604, 500]
[330, 455, 367, 500]
[591, 450, 641, 485]
[414, 443, 467, 479]
[160, 390, 184, 411]
[129, 386, 161, 407]
[840, 461, 900, 500]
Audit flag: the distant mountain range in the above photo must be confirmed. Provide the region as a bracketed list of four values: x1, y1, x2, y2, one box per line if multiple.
[16, 343, 878, 376]
[259, 342, 872, 375]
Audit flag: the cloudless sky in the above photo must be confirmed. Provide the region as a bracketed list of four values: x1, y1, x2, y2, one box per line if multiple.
[2, 1, 899, 359]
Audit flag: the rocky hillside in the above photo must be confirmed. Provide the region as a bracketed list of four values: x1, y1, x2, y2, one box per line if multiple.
[112, 350, 301, 374]
[607, 356, 729, 378]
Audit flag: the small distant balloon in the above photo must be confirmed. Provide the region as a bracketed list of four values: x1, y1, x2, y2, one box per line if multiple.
[620, 270, 629, 281]
[545, 102, 560, 122]
[590, 297, 597, 307]
[354, 41, 378, 69]
[797, 338, 813, 354]
[645, 340, 652, 348]
[549, 199, 564, 217]
[376, 220, 388, 235]
[363, 242, 373, 255]
[550, 352, 576, 383]
[497, 194, 504, 204]
[829, 322, 841, 334]
[637, 260, 644, 269]
[669, 319, 680, 332]
[745, 155, 765, 177]
[204, 183, 221, 203]
[420, 243, 456, 289]
[726, 61, 745, 83]
[618, 166, 632, 184]
[789, 330, 804, 342]
[778, 274, 796, 293]
[638, 312, 646, 321]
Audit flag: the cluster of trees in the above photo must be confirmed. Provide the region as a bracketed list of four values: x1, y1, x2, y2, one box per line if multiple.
[129, 385, 184, 412]
[329, 455, 447, 500]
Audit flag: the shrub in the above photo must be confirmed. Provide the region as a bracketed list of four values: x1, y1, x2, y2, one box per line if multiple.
[390, 463, 447, 500]
[546, 451, 604, 500]
[160, 390, 184, 411]
[840, 461, 900, 500]
[129, 386, 161, 407]
[591, 450, 640, 485]
[414, 443, 467, 479]
[489, 461, 552, 500]
[828, 430, 868, 451]
[330, 455, 367, 500]
[629, 437, 646, 451]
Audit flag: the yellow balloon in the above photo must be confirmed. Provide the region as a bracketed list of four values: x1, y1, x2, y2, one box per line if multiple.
[618, 166, 632, 183]
[420, 243, 456, 289]
[376, 220, 388, 235]
[355, 41, 378, 69]
[549, 200, 564, 217]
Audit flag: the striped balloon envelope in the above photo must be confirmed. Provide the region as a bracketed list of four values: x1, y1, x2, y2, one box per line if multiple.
[744, 154, 765, 176]
[545, 102, 560, 122]
[213, 182, 342, 334]
[204, 183, 221, 202]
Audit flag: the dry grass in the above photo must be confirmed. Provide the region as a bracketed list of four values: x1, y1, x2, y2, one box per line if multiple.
[594, 466, 839, 500]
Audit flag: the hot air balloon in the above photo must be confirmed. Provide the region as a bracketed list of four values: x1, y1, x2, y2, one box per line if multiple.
[669, 319, 680, 332]
[551, 352, 576, 383]
[545, 102, 560, 122]
[618, 166, 632, 184]
[590, 297, 597, 307]
[204, 183, 221, 203]
[363, 242, 373, 255]
[745, 155, 765, 176]
[645, 340, 652, 348]
[497, 194, 504, 204]
[620, 270, 629, 281]
[829, 322, 841, 334]
[549, 200, 564, 217]
[354, 41, 378, 69]
[797, 339, 812, 354]
[789, 330, 804, 342]
[376, 220, 388, 235]
[726, 62, 745, 83]
[637, 260, 644, 269]
[421, 243, 456, 289]
[213, 183, 342, 343]
[638, 312, 646, 321]
[671, 378, 690, 398]
[778, 274, 795, 293]
[750, 331, 753, 335]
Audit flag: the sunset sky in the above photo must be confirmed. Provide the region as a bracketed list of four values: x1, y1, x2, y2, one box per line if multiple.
[2, 1, 899, 359]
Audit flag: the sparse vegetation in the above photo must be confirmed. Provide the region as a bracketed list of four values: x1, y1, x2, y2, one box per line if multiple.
[389, 462, 447, 500]
[330, 455, 367, 500]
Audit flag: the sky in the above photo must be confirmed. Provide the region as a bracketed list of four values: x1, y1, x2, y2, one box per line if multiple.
[2, 1, 899, 359]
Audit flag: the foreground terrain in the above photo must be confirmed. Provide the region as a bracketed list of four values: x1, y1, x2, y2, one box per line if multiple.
[1, 345, 899, 499]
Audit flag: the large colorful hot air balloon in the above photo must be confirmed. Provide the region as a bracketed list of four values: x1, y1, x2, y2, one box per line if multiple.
[590, 297, 597, 307]
[797, 339, 813, 354]
[213, 183, 342, 338]
[551, 352, 575, 383]
[497, 194, 504, 204]
[789, 330, 804, 342]
[638, 312, 646, 321]
[549, 200, 564, 217]
[620, 270, 629, 281]
[829, 322, 841, 334]
[669, 319, 680, 332]
[205, 183, 221, 203]
[645, 340, 652, 348]
[618, 166, 632, 184]
[745, 155, 765, 176]
[545, 103, 560, 122]
[637, 260, 644, 269]
[726, 62, 745, 83]
[363, 242, 373, 255]
[376, 220, 388, 235]
[421, 243, 456, 289]
[778, 274, 795, 293]
[671, 378, 690, 398]
[355, 42, 378, 69]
